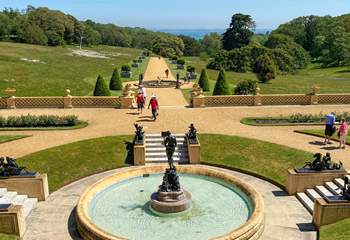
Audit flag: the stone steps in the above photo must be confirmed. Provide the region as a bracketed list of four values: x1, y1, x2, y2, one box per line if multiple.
[296, 176, 349, 214]
[0, 187, 37, 220]
[145, 134, 189, 164]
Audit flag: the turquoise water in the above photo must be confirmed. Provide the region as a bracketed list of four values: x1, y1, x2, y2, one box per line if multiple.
[88, 174, 253, 240]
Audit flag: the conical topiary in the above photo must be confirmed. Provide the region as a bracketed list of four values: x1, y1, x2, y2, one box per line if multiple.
[109, 68, 123, 90]
[198, 69, 210, 92]
[213, 69, 230, 95]
[93, 75, 111, 96]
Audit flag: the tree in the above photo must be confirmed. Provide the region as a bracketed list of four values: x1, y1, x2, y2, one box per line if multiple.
[93, 75, 111, 96]
[21, 23, 48, 45]
[222, 13, 255, 50]
[202, 33, 222, 56]
[109, 68, 123, 90]
[213, 69, 230, 95]
[179, 35, 202, 56]
[198, 69, 210, 92]
[253, 54, 277, 83]
[234, 80, 257, 95]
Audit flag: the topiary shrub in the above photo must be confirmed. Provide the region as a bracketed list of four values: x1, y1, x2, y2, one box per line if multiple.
[177, 59, 185, 65]
[109, 68, 123, 90]
[198, 69, 210, 92]
[121, 65, 131, 72]
[187, 66, 196, 73]
[93, 75, 111, 96]
[213, 69, 231, 95]
[234, 80, 257, 95]
[0, 114, 80, 128]
[253, 54, 277, 83]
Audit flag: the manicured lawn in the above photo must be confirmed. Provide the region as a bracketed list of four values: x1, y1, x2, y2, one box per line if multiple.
[183, 57, 350, 99]
[0, 233, 18, 240]
[320, 218, 350, 240]
[17, 135, 133, 192]
[0, 135, 31, 144]
[199, 134, 312, 185]
[0, 42, 143, 96]
[295, 129, 350, 144]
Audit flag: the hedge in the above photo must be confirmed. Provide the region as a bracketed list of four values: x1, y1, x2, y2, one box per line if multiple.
[0, 115, 80, 128]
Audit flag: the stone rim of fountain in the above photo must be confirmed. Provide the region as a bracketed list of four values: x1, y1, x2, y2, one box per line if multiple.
[76, 165, 265, 240]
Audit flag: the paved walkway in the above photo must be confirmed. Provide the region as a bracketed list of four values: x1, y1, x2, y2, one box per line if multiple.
[2, 105, 350, 168]
[23, 165, 316, 240]
[142, 57, 188, 106]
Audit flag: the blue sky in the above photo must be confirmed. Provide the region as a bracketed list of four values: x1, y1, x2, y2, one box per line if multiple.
[1, 0, 350, 29]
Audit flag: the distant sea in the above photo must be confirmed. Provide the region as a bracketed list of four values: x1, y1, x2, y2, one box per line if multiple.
[152, 29, 273, 39]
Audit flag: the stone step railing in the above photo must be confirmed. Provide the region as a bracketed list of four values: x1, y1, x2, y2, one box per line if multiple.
[190, 85, 350, 107]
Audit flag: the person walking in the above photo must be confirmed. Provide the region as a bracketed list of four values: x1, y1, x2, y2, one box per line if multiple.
[338, 118, 348, 149]
[165, 69, 169, 79]
[135, 91, 144, 114]
[139, 85, 147, 102]
[148, 94, 159, 121]
[324, 112, 336, 144]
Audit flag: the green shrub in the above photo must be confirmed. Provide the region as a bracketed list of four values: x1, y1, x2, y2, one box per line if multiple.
[187, 65, 195, 73]
[121, 65, 131, 72]
[234, 80, 257, 95]
[0, 115, 80, 128]
[198, 69, 210, 92]
[109, 68, 123, 90]
[253, 54, 277, 83]
[93, 75, 111, 96]
[177, 59, 185, 65]
[171, 56, 178, 61]
[213, 69, 231, 95]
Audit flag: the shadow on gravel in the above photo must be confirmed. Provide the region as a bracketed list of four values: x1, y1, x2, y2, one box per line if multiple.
[272, 190, 288, 197]
[297, 223, 317, 232]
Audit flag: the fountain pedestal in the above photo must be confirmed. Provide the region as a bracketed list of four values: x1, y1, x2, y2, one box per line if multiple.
[150, 168, 192, 214]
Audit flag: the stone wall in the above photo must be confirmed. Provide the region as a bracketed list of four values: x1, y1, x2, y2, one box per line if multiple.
[192, 89, 350, 108]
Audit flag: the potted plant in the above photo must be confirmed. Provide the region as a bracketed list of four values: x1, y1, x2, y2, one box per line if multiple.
[138, 56, 143, 63]
[121, 65, 132, 78]
[172, 57, 178, 64]
[132, 60, 139, 68]
[177, 59, 185, 70]
[142, 51, 150, 57]
[187, 66, 197, 79]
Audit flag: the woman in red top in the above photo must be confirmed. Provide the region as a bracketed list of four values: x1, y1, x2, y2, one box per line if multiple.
[338, 118, 348, 149]
[148, 94, 159, 121]
[136, 91, 144, 114]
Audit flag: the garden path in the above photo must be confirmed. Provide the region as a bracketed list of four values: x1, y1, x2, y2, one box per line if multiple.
[2, 105, 350, 168]
[142, 57, 188, 106]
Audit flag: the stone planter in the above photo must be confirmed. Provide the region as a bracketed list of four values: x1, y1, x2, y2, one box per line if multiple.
[137, 59, 143, 63]
[131, 63, 139, 68]
[177, 64, 185, 70]
[190, 73, 197, 80]
[121, 71, 132, 78]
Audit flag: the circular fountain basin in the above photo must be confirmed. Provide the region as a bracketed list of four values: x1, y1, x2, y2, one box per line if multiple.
[76, 165, 264, 240]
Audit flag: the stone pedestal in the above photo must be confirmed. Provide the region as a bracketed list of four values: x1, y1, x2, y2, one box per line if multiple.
[286, 169, 347, 195]
[120, 96, 134, 109]
[310, 94, 319, 105]
[133, 142, 145, 166]
[0, 205, 25, 237]
[253, 94, 262, 106]
[64, 95, 73, 109]
[6, 96, 16, 109]
[313, 198, 350, 227]
[150, 189, 192, 214]
[0, 174, 49, 201]
[192, 96, 205, 108]
[187, 138, 200, 164]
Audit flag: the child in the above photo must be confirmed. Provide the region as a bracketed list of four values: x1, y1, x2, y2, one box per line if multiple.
[148, 94, 159, 121]
[338, 118, 348, 149]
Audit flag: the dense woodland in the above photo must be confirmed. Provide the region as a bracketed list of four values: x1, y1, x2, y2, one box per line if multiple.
[0, 6, 349, 73]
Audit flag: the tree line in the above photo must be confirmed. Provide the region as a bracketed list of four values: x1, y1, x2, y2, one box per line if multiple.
[0, 6, 184, 57]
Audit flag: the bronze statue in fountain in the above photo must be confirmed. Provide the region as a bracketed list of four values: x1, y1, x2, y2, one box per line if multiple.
[150, 131, 192, 214]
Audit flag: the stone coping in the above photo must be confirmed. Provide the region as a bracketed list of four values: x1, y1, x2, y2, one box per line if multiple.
[76, 165, 265, 240]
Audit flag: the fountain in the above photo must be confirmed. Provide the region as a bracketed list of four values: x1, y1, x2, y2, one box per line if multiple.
[76, 131, 265, 240]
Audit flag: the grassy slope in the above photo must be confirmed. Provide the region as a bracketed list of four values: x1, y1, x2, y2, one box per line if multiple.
[0, 233, 18, 240]
[0, 135, 30, 144]
[0, 42, 142, 96]
[296, 129, 350, 144]
[183, 57, 350, 98]
[199, 134, 312, 185]
[320, 218, 350, 240]
[17, 135, 133, 192]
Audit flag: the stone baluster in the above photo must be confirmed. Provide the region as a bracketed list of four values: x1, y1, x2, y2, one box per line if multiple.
[253, 87, 262, 106]
[63, 89, 73, 109]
